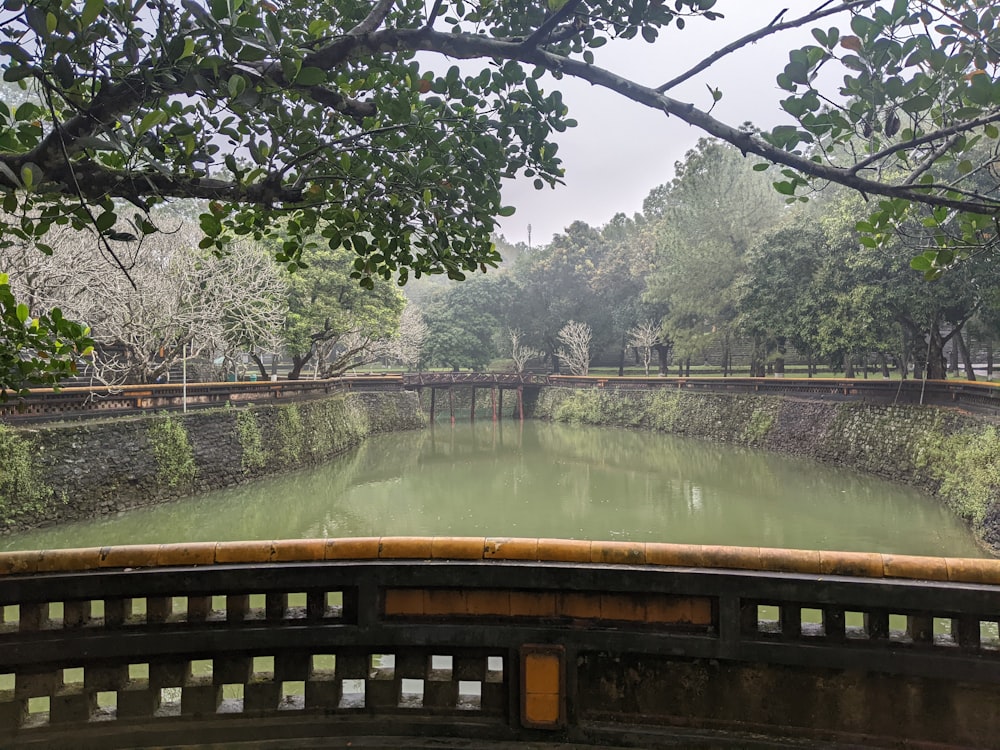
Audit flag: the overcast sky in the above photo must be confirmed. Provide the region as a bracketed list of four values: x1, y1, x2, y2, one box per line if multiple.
[496, 1, 852, 246]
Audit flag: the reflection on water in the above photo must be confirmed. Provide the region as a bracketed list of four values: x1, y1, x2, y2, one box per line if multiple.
[2, 420, 987, 557]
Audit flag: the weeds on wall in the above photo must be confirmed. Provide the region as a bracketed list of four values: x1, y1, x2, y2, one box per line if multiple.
[148, 413, 197, 488]
[276, 404, 305, 464]
[0, 424, 53, 525]
[235, 409, 267, 472]
[915, 425, 1000, 528]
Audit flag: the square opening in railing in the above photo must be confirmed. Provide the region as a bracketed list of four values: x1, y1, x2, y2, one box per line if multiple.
[310, 654, 336, 678]
[220, 683, 244, 713]
[286, 593, 307, 619]
[47, 601, 64, 627]
[252, 656, 274, 680]
[0, 673, 14, 694]
[280, 681, 304, 710]
[429, 655, 453, 681]
[158, 688, 181, 717]
[171, 597, 187, 619]
[981, 620, 1000, 650]
[339, 679, 365, 709]
[26, 696, 49, 726]
[130, 598, 146, 621]
[844, 610, 866, 638]
[370, 654, 395, 679]
[457, 681, 482, 710]
[2, 604, 18, 629]
[889, 614, 909, 642]
[89, 600, 105, 621]
[128, 663, 149, 682]
[757, 604, 780, 635]
[400, 678, 424, 708]
[63, 667, 84, 686]
[211, 595, 228, 619]
[326, 591, 344, 617]
[191, 659, 213, 681]
[800, 608, 825, 637]
[933, 617, 956, 646]
[96, 691, 117, 720]
[486, 656, 504, 683]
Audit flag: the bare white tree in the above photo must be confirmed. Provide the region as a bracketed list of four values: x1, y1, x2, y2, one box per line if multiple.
[556, 321, 592, 376]
[627, 319, 663, 376]
[1, 220, 286, 384]
[508, 328, 541, 374]
[388, 305, 429, 371]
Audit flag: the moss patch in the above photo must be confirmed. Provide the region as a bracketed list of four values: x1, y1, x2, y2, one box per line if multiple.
[147, 413, 197, 489]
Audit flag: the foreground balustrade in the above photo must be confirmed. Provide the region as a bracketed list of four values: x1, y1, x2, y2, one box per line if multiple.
[1, 538, 999, 748]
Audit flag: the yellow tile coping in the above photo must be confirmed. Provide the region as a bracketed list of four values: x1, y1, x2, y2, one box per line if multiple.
[0, 538, 996, 584]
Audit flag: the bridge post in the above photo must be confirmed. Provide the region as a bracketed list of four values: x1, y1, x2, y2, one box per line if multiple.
[471, 387, 476, 422]
[491, 387, 497, 422]
[430, 388, 436, 422]
[498, 388, 504, 418]
[517, 386, 524, 421]
[449, 388, 455, 424]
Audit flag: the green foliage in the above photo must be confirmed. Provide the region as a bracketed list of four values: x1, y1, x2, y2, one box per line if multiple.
[276, 404, 305, 464]
[423, 276, 514, 371]
[235, 409, 267, 473]
[148, 414, 197, 489]
[0, 274, 93, 399]
[0, 424, 52, 524]
[915, 425, 1000, 528]
[743, 407, 777, 447]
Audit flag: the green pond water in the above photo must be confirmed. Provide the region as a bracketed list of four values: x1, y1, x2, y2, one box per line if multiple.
[2, 420, 986, 556]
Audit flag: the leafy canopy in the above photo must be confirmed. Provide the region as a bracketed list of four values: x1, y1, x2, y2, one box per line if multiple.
[2, 0, 998, 284]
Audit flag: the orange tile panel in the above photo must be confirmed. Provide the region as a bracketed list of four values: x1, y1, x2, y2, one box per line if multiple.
[645, 543, 706, 568]
[882, 554, 949, 582]
[36, 548, 101, 573]
[272, 539, 326, 562]
[524, 652, 561, 694]
[818, 551, 884, 578]
[424, 589, 467, 616]
[591, 541, 646, 565]
[523, 693, 561, 726]
[484, 538, 538, 560]
[645, 595, 713, 626]
[379, 537, 434, 559]
[946, 557, 996, 585]
[156, 542, 218, 566]
[600, 593, 646, 622]
[702, 545, 762, 570]
[464, 590, 511, 616]
[431, 537, 486, 560]
[0, 551, 41, 575]
[324, 537, 380, 560]
[536, 538, 592, 563]
[383, 589, 425, 616]
[758, 548, 821, 574]
[98, 545, 161, 569]
[509, 591, 557, 617]
[215, 540, 275, 563]
[557, 592, 602, 620]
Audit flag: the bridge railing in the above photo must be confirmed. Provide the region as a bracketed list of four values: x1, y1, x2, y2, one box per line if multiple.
[1, 538, 1000, 748]
[4, 373, 1000, 423]
[0, 374, 404, 423]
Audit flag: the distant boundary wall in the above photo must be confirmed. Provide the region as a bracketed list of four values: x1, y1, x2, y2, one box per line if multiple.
[0, 392, 424, 534]
[535, 387, 1000, 555]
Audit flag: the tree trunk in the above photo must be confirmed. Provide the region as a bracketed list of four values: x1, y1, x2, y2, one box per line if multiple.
[653, 343, 669, 376]
[773, 338, 785, 377]
[684, 357, 691, 377]
[617, 335, 626, 377]
[926, 327, 947, 380]
[550, 351, 561, 375]
[844, 355, 855, 379]
[879, 353, 890, 379]
[806, 353, 814, 378]
[949, 335, 959, 374]
[287, 352, 312, 380]
[249, 352, 268, 379]
[957, 329, 975, 381]
[988, 340, 995, 381]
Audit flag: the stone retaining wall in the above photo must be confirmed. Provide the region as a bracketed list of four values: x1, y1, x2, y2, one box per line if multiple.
[535, 387, 1000, 554]
[0, 392, 424, 534]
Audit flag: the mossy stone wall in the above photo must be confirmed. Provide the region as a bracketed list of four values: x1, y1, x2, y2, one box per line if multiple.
[0, 392, 424, 533]
[535, 387, 1000, 553]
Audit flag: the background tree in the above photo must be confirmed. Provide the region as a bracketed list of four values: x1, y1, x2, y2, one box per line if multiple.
[627, 320, 662, 376]
[508, 328, 542, 373]
[282, 245, 404, 380]
[422, 276, 514, 371]
[388, 305, 429, 372]
[556, 320, 593, 376]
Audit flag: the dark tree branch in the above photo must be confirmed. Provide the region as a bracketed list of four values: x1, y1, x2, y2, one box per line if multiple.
[656, 0, 872, 93]
[521, 0, 587, 49]
[349, 0, 397, 36]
